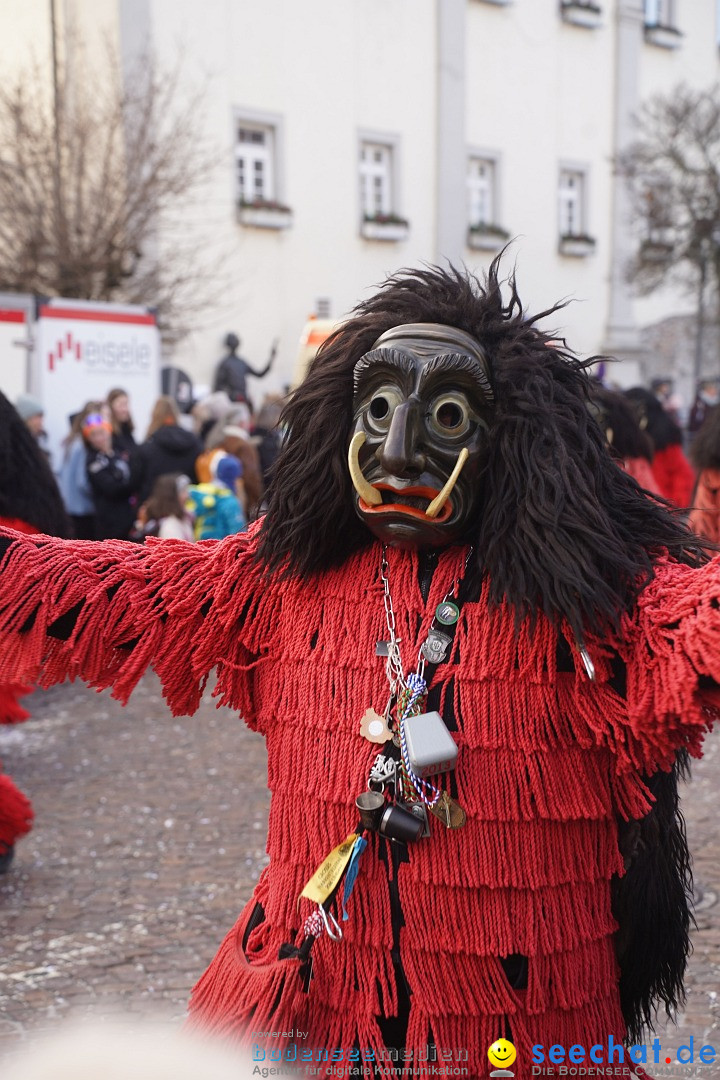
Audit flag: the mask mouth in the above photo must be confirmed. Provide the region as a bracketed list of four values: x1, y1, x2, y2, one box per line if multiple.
[358, 484, 454, 523]
[348, 432, 468, 522]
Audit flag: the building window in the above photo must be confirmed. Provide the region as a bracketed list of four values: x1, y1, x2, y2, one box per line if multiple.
[236, 124, 275, 205]
[467, 156, 496, 229]
[358, 134, 408, 239]
[359, 141, 393, 219]
[560, 1, 603, 29]
[643, 0, 681, 46]
[644, 0, 674, 26]
[559, 169, 587, 237]
[558, 167, 595, 256]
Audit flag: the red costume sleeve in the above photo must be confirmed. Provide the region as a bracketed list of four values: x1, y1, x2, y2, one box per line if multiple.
[651, 445, 696, 509]
[0, 526, 264, 726]
[619, 556, 720, 770]
[688, 466, 720, 549]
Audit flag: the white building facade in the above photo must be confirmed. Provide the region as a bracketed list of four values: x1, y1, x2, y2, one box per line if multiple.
[1, 0, 719, 401]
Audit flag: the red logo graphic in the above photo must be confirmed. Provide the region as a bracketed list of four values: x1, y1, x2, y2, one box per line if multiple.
[48, 331, 83, 371]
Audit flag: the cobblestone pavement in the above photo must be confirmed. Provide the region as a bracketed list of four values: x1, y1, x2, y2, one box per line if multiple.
[0, 676, 718, 1071]
[0, 674, 270, 1054]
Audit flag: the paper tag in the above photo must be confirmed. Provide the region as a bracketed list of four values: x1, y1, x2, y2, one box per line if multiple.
[300, 833, 359, 905]
[360, 707, 392, 744]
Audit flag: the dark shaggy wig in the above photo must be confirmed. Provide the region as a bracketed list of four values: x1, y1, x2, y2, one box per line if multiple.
[0, 391, 70, 537]
[590, 385, 655, 464]
[613, 750, 693, 1043]
[689, 404, 720, 471]
[260, 261, 705, 642]
[625, 386, 684, 452]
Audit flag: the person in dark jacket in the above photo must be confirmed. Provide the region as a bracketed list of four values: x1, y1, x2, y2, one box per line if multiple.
[84, 414, 136, 540]
[131, 396, 202, 504]
[687, 379, 720, 440]
[252, 393, 286, 501]
[0, 391, 70, 538]
[107, 387, 137, 461]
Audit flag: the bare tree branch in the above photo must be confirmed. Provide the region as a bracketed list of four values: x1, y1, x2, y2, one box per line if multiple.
[0, 38, 224, 343]
[617, 82, 720, 310]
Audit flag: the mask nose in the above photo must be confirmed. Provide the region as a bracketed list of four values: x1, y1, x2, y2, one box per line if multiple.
[378, 400, 425, 478]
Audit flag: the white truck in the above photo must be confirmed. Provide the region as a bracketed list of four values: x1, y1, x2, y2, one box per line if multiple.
[0, 294, 161, 469]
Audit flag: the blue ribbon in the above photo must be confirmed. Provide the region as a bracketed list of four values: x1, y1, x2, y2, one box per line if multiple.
[341, 835, 367, 921]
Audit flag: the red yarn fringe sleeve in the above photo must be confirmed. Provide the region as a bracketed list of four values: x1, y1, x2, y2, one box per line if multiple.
[620, 555, 720, 770]
[0, 526, 263, 723]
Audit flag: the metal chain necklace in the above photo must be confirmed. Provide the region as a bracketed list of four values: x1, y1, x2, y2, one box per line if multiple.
[377, 544, 472, 808]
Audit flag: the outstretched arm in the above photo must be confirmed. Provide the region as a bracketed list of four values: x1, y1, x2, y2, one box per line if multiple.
[0, 528, 263, 723]
[618, 556, 720, 771]
[245, 338, 278, 379]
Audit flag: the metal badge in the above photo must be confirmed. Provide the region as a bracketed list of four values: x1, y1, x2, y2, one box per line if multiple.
[421, 628, 452, 665]
[368, 754, 397, 791]
[435, 601, 460, 626]
[429, 790, 466, 830]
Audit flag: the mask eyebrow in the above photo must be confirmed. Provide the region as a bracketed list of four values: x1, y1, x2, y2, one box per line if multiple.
[352, 347, 415, 393]
[417, 353, 494, 403]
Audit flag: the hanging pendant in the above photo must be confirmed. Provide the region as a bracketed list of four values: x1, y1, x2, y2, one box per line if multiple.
[435, 600, 460, 626]
[428, 790, 466, 830]
[421, 628, 452, 665]
[359, 707, 393, 744]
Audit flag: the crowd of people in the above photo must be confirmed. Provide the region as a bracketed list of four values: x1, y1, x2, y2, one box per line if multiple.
[8, 371, 720, 563]
[11, 385, 286, 547]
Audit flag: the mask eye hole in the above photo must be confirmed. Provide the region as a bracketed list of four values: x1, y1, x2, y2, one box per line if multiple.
[366, 386, 403, 431]
[430, 395, 470, 436]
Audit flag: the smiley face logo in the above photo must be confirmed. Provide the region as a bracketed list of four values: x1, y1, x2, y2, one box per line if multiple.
[487, 1039, 517, 1070]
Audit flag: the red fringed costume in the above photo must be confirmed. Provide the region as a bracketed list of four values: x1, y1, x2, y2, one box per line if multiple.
[0, 682, 34, 854]
[0, 517, 37, 860]
[0, 526, 717, 1071]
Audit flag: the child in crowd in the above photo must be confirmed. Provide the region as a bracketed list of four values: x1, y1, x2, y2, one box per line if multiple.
[139, 474, 195, 542]
[186, 454, 246, 540]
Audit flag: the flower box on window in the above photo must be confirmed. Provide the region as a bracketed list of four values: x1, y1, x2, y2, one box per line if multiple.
[238, 199, 293, 230]
[361, 214, 410, 242]
[558, 233, 596, 257]
[640, 237, 674, 263]
[561, 1, 602, 29]
[467, 223, 511, 252]
[644, 23, 683, 49]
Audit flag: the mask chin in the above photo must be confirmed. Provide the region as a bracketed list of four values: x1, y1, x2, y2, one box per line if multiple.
[354, 493, 476, 549]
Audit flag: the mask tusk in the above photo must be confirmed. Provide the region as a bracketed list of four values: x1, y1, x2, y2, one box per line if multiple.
[425, 448, 469, 519]
[348, 431, 382, 506]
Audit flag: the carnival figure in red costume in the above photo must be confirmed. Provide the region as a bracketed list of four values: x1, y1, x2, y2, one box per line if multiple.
[0, 266, 717, 1076]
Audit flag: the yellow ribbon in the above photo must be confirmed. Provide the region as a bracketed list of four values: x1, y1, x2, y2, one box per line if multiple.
[300, 833, 359, 906]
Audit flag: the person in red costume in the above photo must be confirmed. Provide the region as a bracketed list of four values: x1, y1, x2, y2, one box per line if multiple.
[589, 386, 663, 497]
[625, 387, 695, 510]
[0, 266, 717, 1075]
[0, 390, 70, 871]
[688, 403, 720, 551]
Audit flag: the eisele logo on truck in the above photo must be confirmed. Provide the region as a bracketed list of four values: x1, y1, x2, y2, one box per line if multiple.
[48, 330, 152, 373]
[37, 303, 160, 471]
